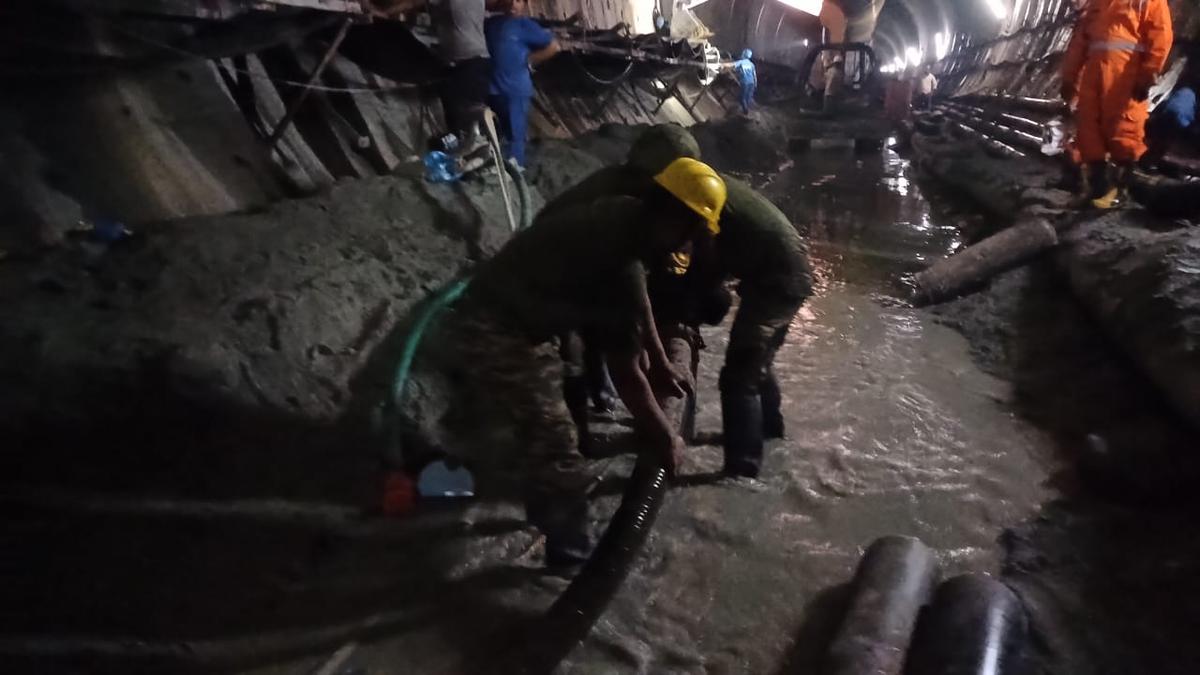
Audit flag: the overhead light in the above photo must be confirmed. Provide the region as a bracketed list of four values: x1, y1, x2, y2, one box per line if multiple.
[934, 32, 950, 59]
[984, 0, 1007, 19]
[802, 39, 810, 47]
[774, 0, 823, 16]
[906, 46, 922, 67]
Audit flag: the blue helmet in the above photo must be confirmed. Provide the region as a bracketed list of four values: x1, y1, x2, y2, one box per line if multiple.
[741, 49, 753, 60]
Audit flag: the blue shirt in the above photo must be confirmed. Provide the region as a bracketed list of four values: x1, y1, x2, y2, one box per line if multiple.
[1163, 87, 1196, 128]
[732, 58, 757, 87]
[484, 15, 553, 98]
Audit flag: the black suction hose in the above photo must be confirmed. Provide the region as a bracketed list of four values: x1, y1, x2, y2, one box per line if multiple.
[483, 451, 671, 675]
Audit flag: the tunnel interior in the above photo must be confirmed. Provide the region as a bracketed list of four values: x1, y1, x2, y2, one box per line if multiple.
[2, 0, 1200, 674]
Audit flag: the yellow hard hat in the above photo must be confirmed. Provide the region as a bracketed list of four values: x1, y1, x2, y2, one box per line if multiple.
[652, 158, 726, 234]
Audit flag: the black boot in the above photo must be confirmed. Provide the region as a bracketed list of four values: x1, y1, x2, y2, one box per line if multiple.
[526, 495, 593, 568]
[563, 375, 593, 457]
[721, 389, 764, 478]
[760, 371, 784, 440]
[584, 345, 617, 413]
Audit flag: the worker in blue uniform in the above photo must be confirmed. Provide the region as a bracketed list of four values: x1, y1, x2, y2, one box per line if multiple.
[484, 0, 560, 166]
[731, 49, 758, 114]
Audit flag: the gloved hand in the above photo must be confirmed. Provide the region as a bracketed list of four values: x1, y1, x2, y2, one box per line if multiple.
[1060, 82, 1077, 103]
[1132, 82, 1152, 102]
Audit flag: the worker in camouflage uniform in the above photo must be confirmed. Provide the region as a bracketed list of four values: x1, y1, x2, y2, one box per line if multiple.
[424, 157, 726, 568]
[541, 124, 813, 478]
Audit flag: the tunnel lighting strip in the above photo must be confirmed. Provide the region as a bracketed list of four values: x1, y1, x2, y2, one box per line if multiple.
[774, 0, 823, 17]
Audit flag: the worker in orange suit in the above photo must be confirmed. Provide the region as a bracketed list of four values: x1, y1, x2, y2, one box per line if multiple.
[1061, 0, 1173, 209]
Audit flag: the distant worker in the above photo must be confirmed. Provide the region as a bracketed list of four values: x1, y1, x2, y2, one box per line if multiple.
[1142, 82, 1196, 170]
[1061, 0, 1173, 209]
[484, 0, 560, 166]
[918, 68, 938, 111]
[373, 0, 492, 145]
[541, 125, 814, 479]
[414, 158, 725, 568]
[731, 49, 758, 114]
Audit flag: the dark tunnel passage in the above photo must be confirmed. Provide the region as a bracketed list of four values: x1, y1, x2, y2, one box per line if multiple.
[2, 0, 1200, 674]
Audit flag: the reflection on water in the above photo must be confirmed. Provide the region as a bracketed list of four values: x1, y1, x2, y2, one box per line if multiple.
[762, 146, 964, 297]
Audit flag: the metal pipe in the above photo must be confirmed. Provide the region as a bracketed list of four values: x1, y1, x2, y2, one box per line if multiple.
[558, 39, 713, 68]
[905, 575, 1029, 675]
[824, 536, 940, 675]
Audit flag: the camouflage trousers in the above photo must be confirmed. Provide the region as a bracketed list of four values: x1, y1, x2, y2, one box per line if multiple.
[719, 292, 803, 396]
[434, 304, 598, 510]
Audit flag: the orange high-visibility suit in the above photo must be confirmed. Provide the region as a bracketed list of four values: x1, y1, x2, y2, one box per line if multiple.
[1061, 0, 1173, 163]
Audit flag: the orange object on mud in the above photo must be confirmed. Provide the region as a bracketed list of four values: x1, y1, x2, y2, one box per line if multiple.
[1061, 0, 1173, 163]
[381, 470, 417, 517]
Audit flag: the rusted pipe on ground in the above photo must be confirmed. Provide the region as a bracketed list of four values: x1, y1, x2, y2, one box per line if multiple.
[939, 106, 1037, 155]
[911, 218, 1059, 306]
[950, 110, 1041, 150]
[956, 94, 1069, 116]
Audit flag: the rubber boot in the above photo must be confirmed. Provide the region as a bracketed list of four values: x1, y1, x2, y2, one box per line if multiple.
[526, 494, 593, 569]
[586, 357, 618, 413]
[760, 372, 784, 440]
[1091, 162, 1129, 210]
[721, 389, 765, 478]
[1071, 162, 1093, 207]
[563, 375, 593, 458]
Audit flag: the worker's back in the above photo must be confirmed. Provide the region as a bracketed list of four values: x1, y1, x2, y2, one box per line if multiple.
[467, 196, 648, 346]
[430, 0, 487, 63]
[537, 166, 648, 223]
[718, 175, 812, 302]
[538, 134, 811, 302]
[1077, 0, 1170, 47]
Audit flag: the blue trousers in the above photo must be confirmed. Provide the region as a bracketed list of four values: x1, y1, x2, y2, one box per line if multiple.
[489, 93, 532, 166]
[740, 83, 756, 113]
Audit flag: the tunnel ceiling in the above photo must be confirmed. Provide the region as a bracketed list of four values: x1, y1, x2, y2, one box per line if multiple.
[697, 0, 1063, 68]
[865, 0, 1064, 65]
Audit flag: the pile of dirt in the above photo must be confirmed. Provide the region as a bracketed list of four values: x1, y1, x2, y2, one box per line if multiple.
[911, 129, 1200, 435]
[1056, 209, 1200, 431]
[0, 110, 801, 504]
[527, 112, 793, 199]
[689, 112, 791, 176]
[0, 171, 528, 502]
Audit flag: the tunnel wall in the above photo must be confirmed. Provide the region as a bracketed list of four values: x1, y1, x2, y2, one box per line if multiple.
[0, 6, 737, 253]
[692, 0, 821, 66]
[936, 0, 1200, 101]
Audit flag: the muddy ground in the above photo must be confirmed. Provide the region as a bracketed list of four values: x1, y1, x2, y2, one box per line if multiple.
[2, 110, 1200, 675]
